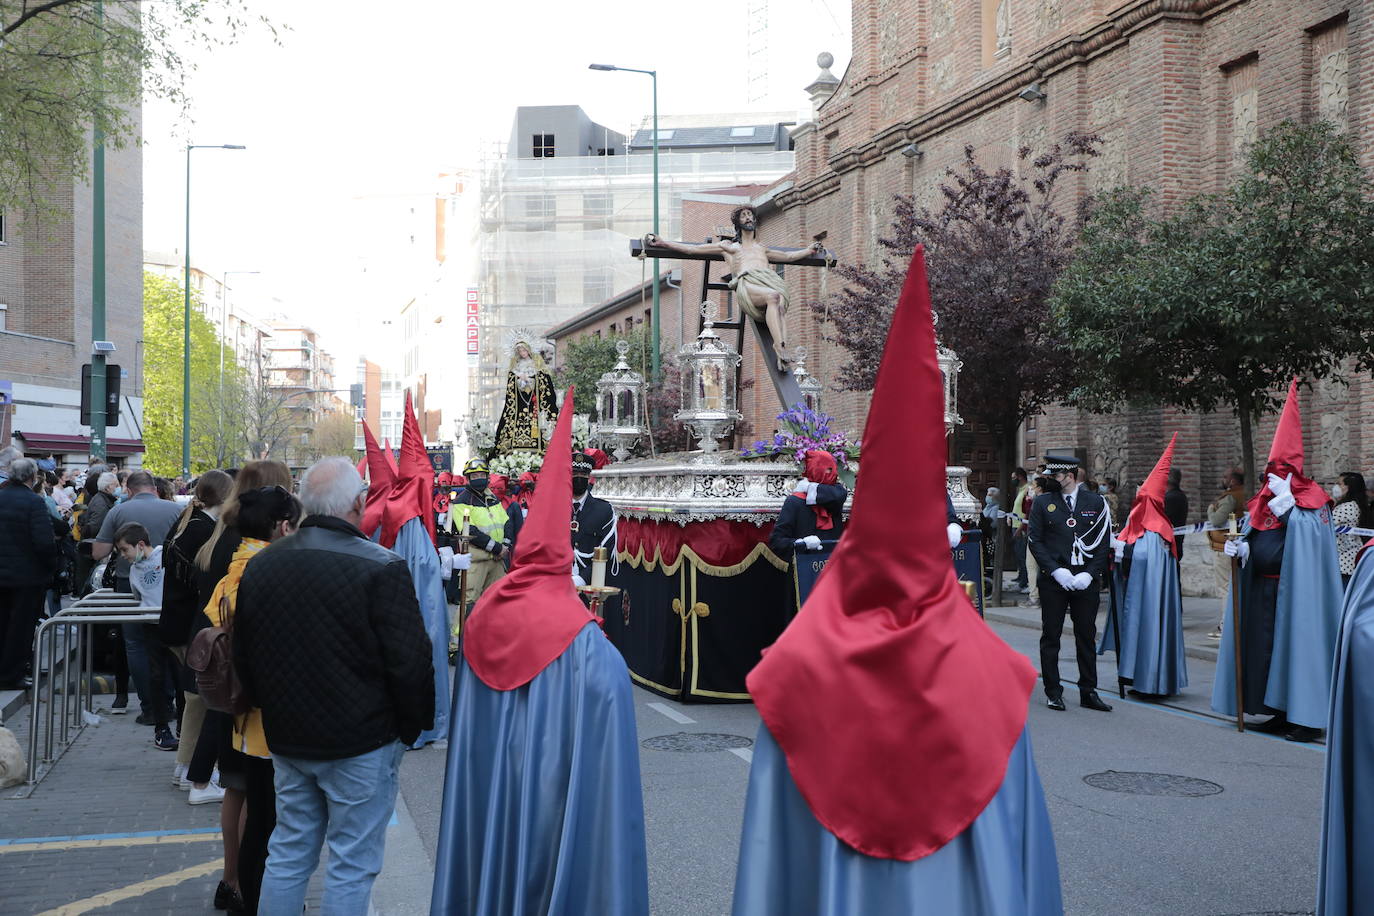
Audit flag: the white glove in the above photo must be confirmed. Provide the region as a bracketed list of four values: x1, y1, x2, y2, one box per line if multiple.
[1223, 538, 1250, 566]
[1267, 472, 1292, 499]
[795, 535, 822, 552]
[1051, 568, 1076, 591]
[573, 574, 587, 587]
[803, 481, 820, 504]
[1072, 572, 1093, 591]
[438, 546, 455, 581]
[1111, 537, 1125, 563]
[947, 523, 963, 549]
[452, 552, 472, 571]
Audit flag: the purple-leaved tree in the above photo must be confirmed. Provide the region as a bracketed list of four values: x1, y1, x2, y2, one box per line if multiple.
[814, 135, 1099, 493]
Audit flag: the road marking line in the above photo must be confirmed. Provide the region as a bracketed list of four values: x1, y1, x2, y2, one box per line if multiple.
[0, 832, 221, 855]
[34, 856, 224, 915]
[729, 747, 753, 763]
[647, 702, 695, 724]
[0, 826, 221, 847]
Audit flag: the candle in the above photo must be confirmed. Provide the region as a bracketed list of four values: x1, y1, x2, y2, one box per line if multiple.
[592, 547, 607, 589]
[1227, 513, 1237, 536]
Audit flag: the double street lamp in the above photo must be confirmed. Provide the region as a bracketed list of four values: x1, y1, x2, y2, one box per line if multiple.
[183, 142, 246, 477]
[589, 62, 661, 381]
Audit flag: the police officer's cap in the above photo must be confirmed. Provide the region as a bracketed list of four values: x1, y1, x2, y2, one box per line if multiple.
[463, 458, 490, 476]
[1042, 452, 1080, 474]
[571, 452, 595, 475]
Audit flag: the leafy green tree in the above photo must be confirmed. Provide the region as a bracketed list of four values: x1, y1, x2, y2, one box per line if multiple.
[143, 271, 232, 475]
[1052, 121, 1374, 483]
[555, 327, 691, 455]
[0, 1, 275, 212]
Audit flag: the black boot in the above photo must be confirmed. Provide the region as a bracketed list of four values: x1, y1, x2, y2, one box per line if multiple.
[1250, 714, 1289, 734]
[1284, 725, 1322, 743]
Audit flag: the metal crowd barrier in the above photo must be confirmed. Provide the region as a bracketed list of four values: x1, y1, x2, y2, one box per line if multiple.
[26, 589, 160, 786]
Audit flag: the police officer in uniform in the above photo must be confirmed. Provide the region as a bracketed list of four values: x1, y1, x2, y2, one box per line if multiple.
[1028, 453, 1114, 712]
[449, 458, 509, 613]
[571, 452, 616, 586]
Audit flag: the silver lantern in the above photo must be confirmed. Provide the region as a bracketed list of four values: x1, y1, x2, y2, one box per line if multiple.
[937, 343, 963, 436]
[676, 302, 743, 454]
[791, 346, 822, 413]
[595, 340, 646, 461]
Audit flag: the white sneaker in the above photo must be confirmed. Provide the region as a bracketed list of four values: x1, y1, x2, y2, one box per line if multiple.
[172, 762, 191, 789]
[188, 781, 225, 805]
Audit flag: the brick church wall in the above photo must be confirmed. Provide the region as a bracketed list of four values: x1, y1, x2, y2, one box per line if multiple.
[746, 0, 1369, 592]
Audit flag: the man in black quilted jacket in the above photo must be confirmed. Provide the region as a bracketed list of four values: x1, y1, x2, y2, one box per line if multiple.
[234, 456, 435, 916]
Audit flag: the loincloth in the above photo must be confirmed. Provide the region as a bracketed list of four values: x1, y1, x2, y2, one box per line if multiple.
[729, 268, 788, 322]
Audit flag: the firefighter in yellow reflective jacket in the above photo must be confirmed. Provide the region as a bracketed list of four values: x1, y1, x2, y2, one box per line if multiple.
[448, 459, 509, 617]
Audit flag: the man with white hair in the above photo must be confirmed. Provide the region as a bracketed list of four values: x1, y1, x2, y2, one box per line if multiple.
[0, 457, 59, 689]
[234, 456, 435, 915]
[0, 445, 23, 482]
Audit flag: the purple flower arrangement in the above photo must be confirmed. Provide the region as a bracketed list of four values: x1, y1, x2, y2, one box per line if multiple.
[741, 404, 861, 472]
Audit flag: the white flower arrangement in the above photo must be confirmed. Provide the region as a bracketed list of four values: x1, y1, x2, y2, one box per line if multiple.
[489, 451, 544, 478]
[571, 414, 593, 449]
[463, 413, 497, 453]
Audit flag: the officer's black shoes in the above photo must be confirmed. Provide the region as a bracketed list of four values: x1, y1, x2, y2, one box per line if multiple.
[1046, 696, 1067, 711]
[1283, 725, 1321, 743]
[1250, 714, 1290, 734]
[1080, 692, 1113, 712]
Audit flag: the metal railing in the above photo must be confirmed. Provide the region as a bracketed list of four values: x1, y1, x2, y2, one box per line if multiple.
[26, 589, 160, 785]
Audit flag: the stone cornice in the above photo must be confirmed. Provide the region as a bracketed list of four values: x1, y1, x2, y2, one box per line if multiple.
[789, 0, 1237, 211]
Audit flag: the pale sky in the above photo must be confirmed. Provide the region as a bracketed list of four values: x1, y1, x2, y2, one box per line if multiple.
[142, 0, 850, 377]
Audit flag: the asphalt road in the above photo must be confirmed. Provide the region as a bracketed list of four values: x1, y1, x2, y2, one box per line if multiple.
[392, 618, 1324, 916]
[1, 613, 1321, 914]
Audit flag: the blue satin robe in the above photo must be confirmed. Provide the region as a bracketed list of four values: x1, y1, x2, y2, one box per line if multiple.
[389, 519, 451, 747]
[732, 725, 1063, 915]
[1099, 532, 1187, 695]
[1212, 506, 1343, 728]
[430, 624, 650, 915]
[1318, 549, 1374, 914]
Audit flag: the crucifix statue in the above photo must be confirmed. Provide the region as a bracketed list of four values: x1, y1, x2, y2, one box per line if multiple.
[644, 206, 831, 372]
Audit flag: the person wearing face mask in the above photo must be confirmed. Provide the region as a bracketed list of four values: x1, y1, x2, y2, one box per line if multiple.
[1028, 452, 1114, 713]
[112, 522, 179, 751]
[502, 471, 538, 568]
[449, 458, 509, 610]
[571, 451, 616, 589]
[1331, 472, 1371, 588]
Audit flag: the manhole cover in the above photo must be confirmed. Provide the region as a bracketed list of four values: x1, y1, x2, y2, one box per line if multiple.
[641, 732, 753, 753]
[1082, 770, 1223, 797]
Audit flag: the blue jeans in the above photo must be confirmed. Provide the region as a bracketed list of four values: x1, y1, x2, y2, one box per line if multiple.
[259, 741, 404, 916]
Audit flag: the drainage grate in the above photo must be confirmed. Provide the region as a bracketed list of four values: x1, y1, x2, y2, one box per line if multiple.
[641, 732, 753, 753]
[1082, 770, 1223, 797]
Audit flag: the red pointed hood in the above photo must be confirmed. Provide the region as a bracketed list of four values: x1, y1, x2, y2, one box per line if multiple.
[379, 391, 436, 547]
[382, 438, 400, 477]
[747, 245, 1036, 861]
[361, 422, 394, 537]
[1120, 432, 1178, 555]
[463, 388, 596, 690]
[1248, 378, 1329, 531]
[356, 456, 367, 479]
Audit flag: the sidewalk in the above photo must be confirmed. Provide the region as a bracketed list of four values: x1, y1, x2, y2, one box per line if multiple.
[986, 589, 1225, 663]
[1, 687, 437, 915]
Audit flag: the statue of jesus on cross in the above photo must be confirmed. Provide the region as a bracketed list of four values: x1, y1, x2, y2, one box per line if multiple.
[645, 206, 826, 372]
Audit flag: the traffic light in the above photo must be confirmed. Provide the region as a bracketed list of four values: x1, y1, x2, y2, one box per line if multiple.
[80, 363, 121, 427]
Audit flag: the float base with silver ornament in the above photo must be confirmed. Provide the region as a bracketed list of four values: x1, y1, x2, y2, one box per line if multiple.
[593, 452, 979, 701]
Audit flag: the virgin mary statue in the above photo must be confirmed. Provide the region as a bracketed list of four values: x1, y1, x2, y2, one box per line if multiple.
[494, 334, 557, 454]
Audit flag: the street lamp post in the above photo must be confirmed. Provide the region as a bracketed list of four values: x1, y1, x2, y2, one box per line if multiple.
[183, 142, 246, 477]
[589, 63, 660, 381]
